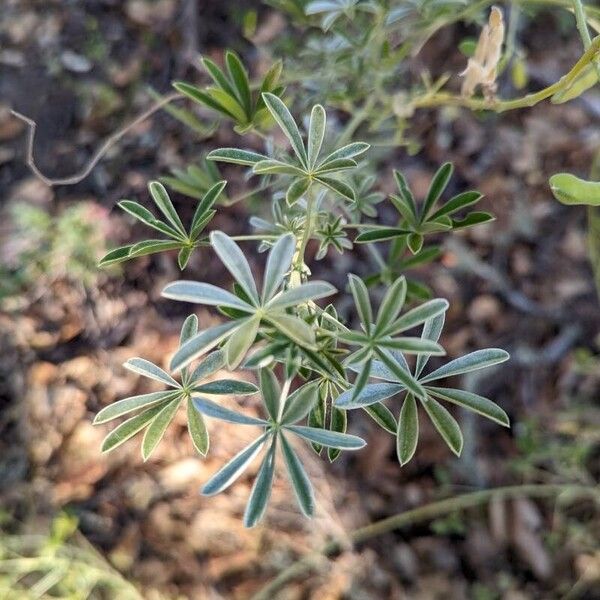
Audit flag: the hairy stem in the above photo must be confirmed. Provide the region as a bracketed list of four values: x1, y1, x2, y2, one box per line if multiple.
[252, 483, 599, 600]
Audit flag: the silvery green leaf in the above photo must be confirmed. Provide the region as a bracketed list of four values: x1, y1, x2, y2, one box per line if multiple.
[285, 177, 311, 205]
[397, 394, 418, 465]
[210, 231, 259, 303]
[349, 348, 410, 382]
[101, 404, 164, 453]
[201, 56, 237, 96]
[253, 160, 307, 177]
[426, 387, 510, 427]
[262, 93, 308, 167]
[281, 433, 315, 516]
[281, 380, 319, 424]
[127, 239, 183, 258]
[173, 82, 237, 120]
[266, 313, 316, 347]
[177, 245, 192, 270]
[314, 158, 357, 175]
[336, 382, 403, 408]
[430, 191, 482, 220]
[225, 51, 252, 115]
[378, 337, 445, 355]
[262, 234, 296, 302]
[194, 379, 258, 395]
[202, 433, 269, 495]
[327, 407, 347, 462]
[141, 397, 181, 460]
[267, 281, 337, 310]
[188, 350, 226, 385]
[351, 357, 371, 401]
[94, 390, 180, 424]
[99, 245, 135, 267]
[384, 298, 449, 336]
[375, 349, 427, 400]
[192, 396, 268, 426]
[244, 437, 277, 527]
[287, 425, 366, 449]
[162, 281, 254, 311]
[118, 200, 183, 240]
[207, 148, 268, 166]
[124, 358, 180, 388]
[318, 142, 369, 167]
[180, 314, 199, 345]
[415, 313, 445, 377]
[315, 175, 355, 201]
[364, 402, 397, 434]
[374, 276, 407, 335]
[422, 162, 453, 221]
[170, 321, 241, 372]
[148, 181, 186, 236]
[307, 104, 326, 169]
[348, 274, 372, 332]
[422, 396, 463, 456]
[420, 349, 510, 383]
[187, 399, 209, 455]
[224, 316, 260, 368]
[260, 368, 281, 421]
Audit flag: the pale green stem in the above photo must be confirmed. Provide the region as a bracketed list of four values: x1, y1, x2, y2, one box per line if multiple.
[572, 0, 600, 78]
[410, 35, 600, 113]
[252, 483, 599, 600]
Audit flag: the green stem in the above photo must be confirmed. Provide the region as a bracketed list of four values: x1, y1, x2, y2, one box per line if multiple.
[572, 0, 600, 78]
[252, 483, 599, 600]
[290, 187, 317, 288]
[410, 35, 600, 113]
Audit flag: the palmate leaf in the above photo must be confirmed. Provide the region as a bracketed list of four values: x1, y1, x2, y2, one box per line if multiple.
[175, 54, 283, 129]
[197, 371, 366, 525]
[100, 180, 225, 269]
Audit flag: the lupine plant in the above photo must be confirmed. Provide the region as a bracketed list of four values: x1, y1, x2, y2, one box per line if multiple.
[91, 0, 600, 528]
[96, 83, 512, 527]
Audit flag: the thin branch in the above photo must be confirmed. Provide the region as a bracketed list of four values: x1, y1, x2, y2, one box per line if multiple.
[251, 483, 599, 600]
[410, 34, 600, 113]
[10, 91, 183, 187]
